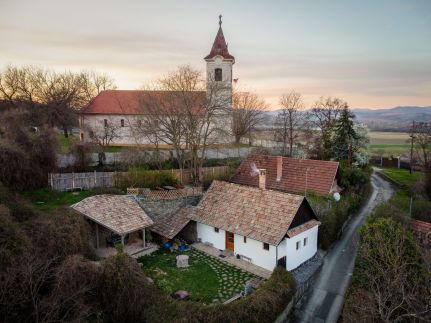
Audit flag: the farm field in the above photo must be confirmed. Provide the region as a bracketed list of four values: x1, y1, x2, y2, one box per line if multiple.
[369, 131, 412, 157]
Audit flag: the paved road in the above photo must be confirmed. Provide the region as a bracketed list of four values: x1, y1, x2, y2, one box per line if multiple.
[293, 173, 394, 323]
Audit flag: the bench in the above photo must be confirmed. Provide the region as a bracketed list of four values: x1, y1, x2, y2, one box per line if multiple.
[239, 254, 252, 263]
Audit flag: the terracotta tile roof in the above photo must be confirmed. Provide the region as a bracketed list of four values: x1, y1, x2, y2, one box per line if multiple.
[150, 205, 193, 239]
[411, 220, 431, 234]
[204, 26, 235, 61]
[81, 90, 206, 115]
[286, 219, 321, 238]
[230, 155, 339, 196]
[71, 195, 153, 235]
[189, 180, 307, 245]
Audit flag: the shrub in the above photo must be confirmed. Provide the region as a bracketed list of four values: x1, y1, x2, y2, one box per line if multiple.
[115, 168, 178, 189]
[98, 253, 296, 323]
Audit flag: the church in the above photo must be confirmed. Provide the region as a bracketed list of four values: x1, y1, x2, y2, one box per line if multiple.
[79, 16, 235, 146]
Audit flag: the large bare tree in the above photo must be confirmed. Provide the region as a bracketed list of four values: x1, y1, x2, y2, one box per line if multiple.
[274, 90, 306, 156]
[0, 65, 116, 137]
[231, 90, 268, 144]
[135, 65, 229, 184]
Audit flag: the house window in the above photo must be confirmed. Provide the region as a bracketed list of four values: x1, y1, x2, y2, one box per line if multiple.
[296, 241, 301, 250]
[89, 130, 94, 138]
[304, 237, 308, 246]
[215, 68, 222, 81]
[214, 227, 219, 233]
[137, 119, 142, 127]
[263, 243, 269, 251]
[243, 236, 247, 243]
[121, 119, 125, 127]
[80, 133, 84, 141]
[104, 119, 108, 127]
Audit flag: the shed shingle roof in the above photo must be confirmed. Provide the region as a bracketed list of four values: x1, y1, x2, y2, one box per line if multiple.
[189, 180, 312, 245]
[230, 155, 339, 196]
[71, 195, 153, 235]
[150, 205, 193, 239]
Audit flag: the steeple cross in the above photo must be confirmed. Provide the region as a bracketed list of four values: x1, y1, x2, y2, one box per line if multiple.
[219, 14, 222, 27]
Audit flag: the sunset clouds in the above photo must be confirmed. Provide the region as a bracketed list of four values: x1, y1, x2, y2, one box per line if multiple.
[1, 0, 430, 108]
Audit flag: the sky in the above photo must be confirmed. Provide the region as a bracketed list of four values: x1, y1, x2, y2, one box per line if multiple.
[1, 0, 430, 109]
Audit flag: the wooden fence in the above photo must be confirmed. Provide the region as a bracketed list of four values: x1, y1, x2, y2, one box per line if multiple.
[48, 166, 229, 191]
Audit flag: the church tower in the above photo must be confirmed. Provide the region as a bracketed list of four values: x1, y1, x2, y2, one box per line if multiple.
[204, 15, 235, 107]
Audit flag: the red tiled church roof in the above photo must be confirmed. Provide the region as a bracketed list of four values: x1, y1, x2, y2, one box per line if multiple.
[231, 155, 339, 196]
[204, 18, 234, 61]
[81, 90, 206, 115]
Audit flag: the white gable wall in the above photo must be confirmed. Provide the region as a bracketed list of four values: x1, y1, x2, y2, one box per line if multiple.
[285, 225, 318, 271]
[234, 234, 277, 271]
[196, 222, 225, 250]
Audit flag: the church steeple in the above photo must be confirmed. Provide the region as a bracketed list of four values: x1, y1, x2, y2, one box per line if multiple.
[204, 15, 235, 62]
[205, 15, 234, 108]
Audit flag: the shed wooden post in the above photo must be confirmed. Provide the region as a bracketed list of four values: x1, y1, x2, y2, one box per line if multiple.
[121, 235, 125, 245]
[94, 170, 97, 186]
[142, 229, 146, 248]
[72, 172, 75, 189]
[95, 223, 100, 249]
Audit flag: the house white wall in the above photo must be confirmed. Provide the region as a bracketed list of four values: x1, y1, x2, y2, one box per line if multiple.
[233, 233, 278, 271]
[196, 221, 319, 272]
[196, 222, 225, 250]
[285, 225, 318, 271]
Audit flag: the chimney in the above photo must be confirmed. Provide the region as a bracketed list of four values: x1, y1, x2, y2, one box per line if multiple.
[258, 169, 266, 190]
[276, 156, 283, 182]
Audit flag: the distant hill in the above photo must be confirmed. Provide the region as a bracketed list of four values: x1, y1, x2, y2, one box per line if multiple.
[264, 106, 431, 131]
[352, 106, 431, 131]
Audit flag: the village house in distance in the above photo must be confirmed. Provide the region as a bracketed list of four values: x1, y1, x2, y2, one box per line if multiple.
[78, 15, 235, 146]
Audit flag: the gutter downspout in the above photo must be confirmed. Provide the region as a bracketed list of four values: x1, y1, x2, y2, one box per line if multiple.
[276, 244, 278, 267]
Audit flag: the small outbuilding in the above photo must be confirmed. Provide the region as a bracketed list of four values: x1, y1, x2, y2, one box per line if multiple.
[71, 194, 154, 251]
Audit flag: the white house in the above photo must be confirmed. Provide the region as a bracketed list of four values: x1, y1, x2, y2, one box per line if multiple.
[79, 16, 235, 146]
[188, 174, 321, 272]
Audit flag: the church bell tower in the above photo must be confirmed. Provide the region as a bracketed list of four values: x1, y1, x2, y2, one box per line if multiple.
[204, 15, 235, 107]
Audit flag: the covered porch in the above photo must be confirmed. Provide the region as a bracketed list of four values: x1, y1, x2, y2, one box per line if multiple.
[71, 194, 156, 258]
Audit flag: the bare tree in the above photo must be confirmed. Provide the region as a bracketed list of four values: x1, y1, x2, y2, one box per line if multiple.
[136, 65, 229, 184]
[308, 96, 346, 159]
[231, 90, 268, 144]
[343, 218, 431, 322]
[87, 117, 120, 166]
[0, 65, 117, 137]
[274, 90, 305, 156]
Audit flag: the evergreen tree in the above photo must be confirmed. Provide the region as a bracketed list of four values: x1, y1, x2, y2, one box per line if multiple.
[331, 105, 358, 164]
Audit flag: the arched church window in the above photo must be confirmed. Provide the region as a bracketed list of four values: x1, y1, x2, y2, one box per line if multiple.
[215, 68, 222, 81]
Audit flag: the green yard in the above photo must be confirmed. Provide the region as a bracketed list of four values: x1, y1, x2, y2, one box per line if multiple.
[380, 168, 424, 188]
[138, 248, 259, 304]
[23, 187, 123, 212]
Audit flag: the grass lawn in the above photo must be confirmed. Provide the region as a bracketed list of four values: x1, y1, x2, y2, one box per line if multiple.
[22, 188, 123, 212]
[138, 248, 258, 304]
[380, 168, 424, 188]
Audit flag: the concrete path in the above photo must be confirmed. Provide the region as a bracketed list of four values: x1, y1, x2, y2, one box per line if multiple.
[292, 173, 394, 323]
[192, 243, 272, 279]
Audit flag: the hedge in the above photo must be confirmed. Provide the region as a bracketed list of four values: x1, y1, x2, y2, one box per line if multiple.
[99, 253, 296, 323]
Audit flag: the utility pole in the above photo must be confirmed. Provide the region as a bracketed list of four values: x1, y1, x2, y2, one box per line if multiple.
[409, 121, 415, 175]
